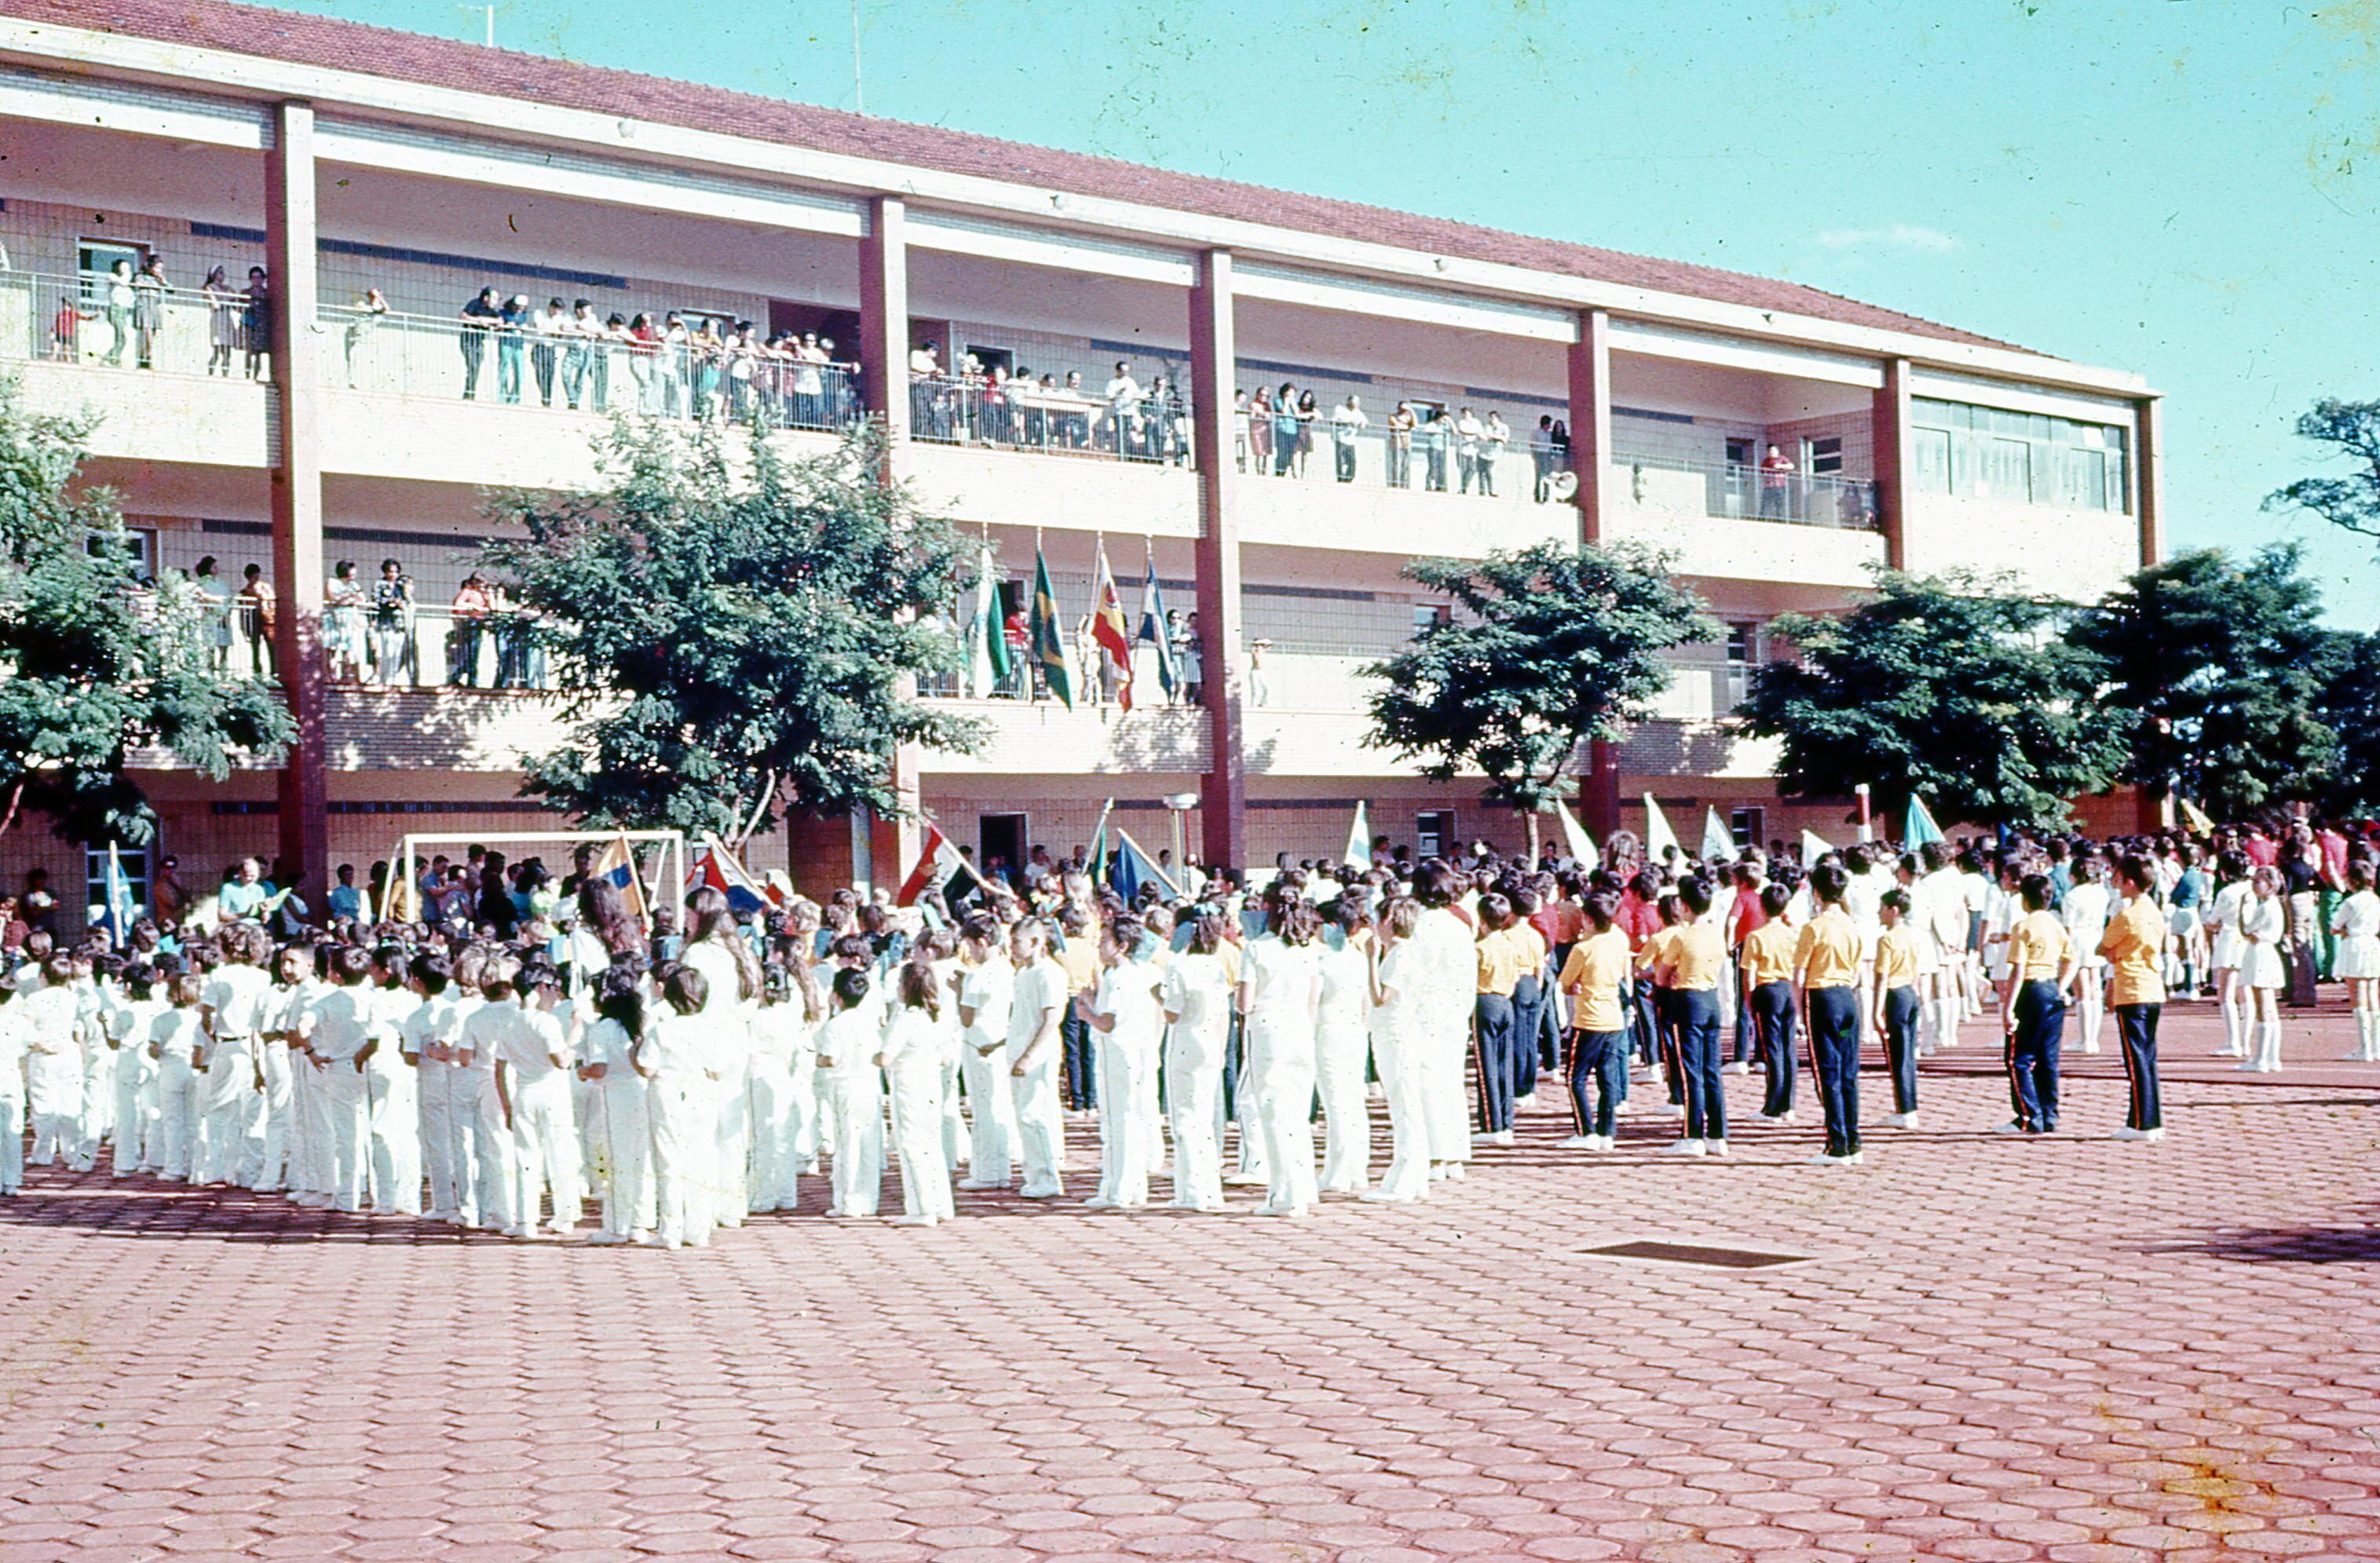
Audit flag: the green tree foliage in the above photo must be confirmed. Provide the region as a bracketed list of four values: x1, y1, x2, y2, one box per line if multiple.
[2266, 398, 2380, 546]
[2067, 546, 2338, 820]
[1738, 568, 2120, 831]
[484, 421, 985, 840]
[2312, 630, 2380, 816]
[0, 376, 292, 845]
[1365, 542, 1714, 839]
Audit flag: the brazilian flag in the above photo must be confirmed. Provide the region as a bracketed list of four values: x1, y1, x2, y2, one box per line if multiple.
[1029, 546, 1073, 709]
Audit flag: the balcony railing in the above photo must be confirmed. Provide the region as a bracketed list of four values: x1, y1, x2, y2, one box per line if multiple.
[0, 269, 263, 378]
[1236, 413, 1571, 502]
[1614, 452, 1880, 531]
[198, 599, 557, 692]
[908, 373, 1194, 466]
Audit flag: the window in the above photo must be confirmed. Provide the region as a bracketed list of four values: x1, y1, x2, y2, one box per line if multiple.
[1910, 397, 2129, 513]
[77, 238, 148, 287]
[1730, 808, 1764, 849]
[1978, 437, 2033, 502]
[89, 526, 158, 575]
[1415, 810, 1456, 860]
[1913, 427, 1953, 494]
[1410, 603, 1450, 640]
[1724, 622, 1760, 707]
[86, 842, 152, 926]
[1804, 435, 1844, 477]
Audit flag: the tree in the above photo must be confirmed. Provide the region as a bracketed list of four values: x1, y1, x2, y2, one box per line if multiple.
[2266, 398, 2380, 547]
[1738, 567, 2121, 831]
[2066, 546, 2338, 820]
[484, 419, 985, 841]
[2312, 630, 2380, 816]
[1365, 541, 1714, 856]
[0, 376, 293, 848]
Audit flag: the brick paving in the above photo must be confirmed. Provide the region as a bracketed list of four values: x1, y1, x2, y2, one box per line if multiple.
[3, 996, 2377, 1562]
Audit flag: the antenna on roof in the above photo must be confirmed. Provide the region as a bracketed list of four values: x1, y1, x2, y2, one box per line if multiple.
[850, 0, 865, 115]
[458, 2, 498, 46]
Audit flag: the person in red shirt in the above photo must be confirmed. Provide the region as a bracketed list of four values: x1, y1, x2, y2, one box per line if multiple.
[1724, 860, 1770, 1072]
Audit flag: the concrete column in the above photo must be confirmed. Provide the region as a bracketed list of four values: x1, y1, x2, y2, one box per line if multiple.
[2133, 394, 2163, 568]
[1873, 356, 1913, 572]
[855, 195, 923, 889]
[1188, 250, 1247, 875]
[265, 100, 328, 906]
[1567, 309, 1621, 838]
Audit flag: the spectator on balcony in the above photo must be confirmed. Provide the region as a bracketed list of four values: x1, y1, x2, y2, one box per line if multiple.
[1295, 391, 1320, 477]
[496, 294, 532, 404]
[324, 561, 367, 685]
[1148, 374, 1185, 465]
[1551, 418, 1572, 486]
[561, 299, 602, 411]
[981, 364, 1017, 447]
[1248, 386, 1274, 474]
[371, 558, 415, 685]
[791, 331, 828, 429]
[908, 340, 942, 440]
[204, 267, 242, 376]
[49, 286, 92, 363]
[451, 573, 492, 687]
[1454, 407, 1486, 494]
[1759, 444, 1797, 520]
[1387, 402, 1416, 488]
[459, 287, 501, 399]
[243, 266, 272, 380]
[1003, 607, 1030, 699]
[100, 258, 137, 367]
[191, 555, 234, 672]
[1175, 611, 1203, 705]
[1058, 371, 1093, 449]
[689, 317, 725, 418]
[1270, 383, 1300, 477]
[1479, 411, 1511, 497]
[342, 288, 387, 389]
[728, 322, 762, 423]
[1232, 389, 1252, 472]
[660, 312, 691, 418]
[1530, 416, 1558, 501]
[235, 563, 275, 677]
[1329, 394, 1369, 484]
[1248, 638, 1272, 708]
[132, 256, 169, 371]
[1102, 362, 1143, 459]
[528, 298, 567, 407]
[625, 312, 660, 413]
[1420, 408, 1450, 491]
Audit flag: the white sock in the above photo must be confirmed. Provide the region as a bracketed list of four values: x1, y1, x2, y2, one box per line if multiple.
[2220, 992, 2241, 1054]
[2260, 1019, 2282, 1070]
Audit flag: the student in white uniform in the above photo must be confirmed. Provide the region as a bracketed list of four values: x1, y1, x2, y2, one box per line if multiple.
[276, 947, 331, 1207]
[645, 966, 718, 1249]
[494, 962, 579, 1238]
[2205, 853, 2252, 1059]
[815, 966, 885, 1218]
[1240, 894, 1322, 1218]
[2237, 866, 2290, 1072]
[1006, 919, 1069, 1201]
[364, 945, 422, 1216]
[68, 955, 110, 1167]
[146, 973, 206, 1182]
[579, 965, 655, 1244]
[297, 944, 376, 1213]
[401, 952, 470, 1224]
[1364, 897, 1434, 1203]
[1080, 912, 1162, 1211]
[679, 889, 761, 1228]
[196, 927, 276, 1187]
[1158, 911, 1233, 1214]
[1313, 898, 1374, 1196]
[953, 915, 1017, 1192]
[457, 959, 523, 1234]
[744, 966, 805, 1214]
[107, 964, 164, 1174]
[2061, 858, 2112, 1057]
[1406, 863, 1475, 1181]
[2330, 860, 2380, 1062]
[0, 993, 23, 1195]
[23, 957, 85, 1170]
[877, 956, 956, 1225]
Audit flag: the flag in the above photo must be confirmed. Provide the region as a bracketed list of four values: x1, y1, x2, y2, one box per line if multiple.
[971, 544, 1004, 698]
[1092, 544, 1134, 710]
[1343, 801, 1371, 874]
[1109, 826, 1182, 904]
[1642, 792, 1681, 862]
[1556, 798, 1598, 872]
[101, 842, 137, 941]
[695, 834, 779, 917]
[1905, 794, 1945, 848]
[896, 819, 970, 907]
[1088, 798, 1116, 886]
[591, 834, 649, 923]
[1701, 806, 1734, 863]
[1800, 827, 1833, 863]
[2179, 795, 2214, 835]
[1135, 555, 1179, 700]
[1029, 546, 1073, 709]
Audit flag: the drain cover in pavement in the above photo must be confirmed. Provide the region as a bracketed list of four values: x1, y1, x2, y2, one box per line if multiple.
[1580, 1240, 1812, 1270]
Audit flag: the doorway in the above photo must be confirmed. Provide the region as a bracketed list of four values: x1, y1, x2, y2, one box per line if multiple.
[979, 813, 1028, 887]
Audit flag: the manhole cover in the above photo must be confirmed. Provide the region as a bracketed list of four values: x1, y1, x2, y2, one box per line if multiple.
[1580, 1240, 1812, 1270]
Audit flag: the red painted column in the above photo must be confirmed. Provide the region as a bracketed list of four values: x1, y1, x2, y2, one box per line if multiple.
[266, 100, 328, 906]
[1189, 250, 1246, 875]
[1873, 356, 1913, 572]
[857, 194, 919, 890]
[2133, 394, 2164, 568]
[1567, 309, 1621, 839]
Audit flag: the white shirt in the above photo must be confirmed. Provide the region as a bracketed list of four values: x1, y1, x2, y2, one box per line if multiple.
[300, 984, 374, 1065]
[1006, 957, 1066, 1055]
[203, 963, 277, 1039]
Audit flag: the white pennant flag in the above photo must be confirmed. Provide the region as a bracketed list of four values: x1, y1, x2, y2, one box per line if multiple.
[1642, 792, 1681, 863]
[1343, 801, 1372, 874]
[1556, 798, 1598, 872]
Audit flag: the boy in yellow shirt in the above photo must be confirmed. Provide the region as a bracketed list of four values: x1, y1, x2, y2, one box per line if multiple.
[1555, 892, 1631, 1150]
[1738, 882, 1800, 1123]
[1793, 862, 1865, 1164]
[1654, 877, 1729, 1156]
[2100, 853, 2169, 1143]
[1873, 891, 1924, 1130]
[1998, 873, 2078, 1135]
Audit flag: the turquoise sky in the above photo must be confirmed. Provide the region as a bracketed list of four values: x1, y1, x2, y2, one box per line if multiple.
[289, 0, 2380, 618]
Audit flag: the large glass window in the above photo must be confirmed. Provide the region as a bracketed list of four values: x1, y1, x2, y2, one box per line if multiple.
[1910, 396, 2129, 513]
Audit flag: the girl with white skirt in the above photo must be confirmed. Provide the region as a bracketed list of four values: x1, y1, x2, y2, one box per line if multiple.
[2331, 860, 2380, 1061]
[877, 958, 956, 1225]
[1081, 914, 1163, 1211]
[645, 967, 718, 1249]
[1159, 914, 1233, 1214]
[815, 967, 885, 1218]
[2206, 853, 2252, 1059]
[743, 969, 806, 1214]
[2238, 866, 2288, 1073]
[680, 888, 762, 1230]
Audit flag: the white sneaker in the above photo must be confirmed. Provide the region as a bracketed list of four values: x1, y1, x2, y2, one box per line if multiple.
[954, 1178, 1007, 1192]
[1018, 1183, 1064, 1200]
[1662, 1139, 1707, 1157]
[1555, 1134, 1598, 1149]
[1759, 1110, 1800, 1127]
[1883, 1112, 1921, 1130]
[1661, 1102, 1686, 1119]
[2111, 1127, 2153, 1142]
[1705, 1140, 1729, 1158]
[2144, 1127, 2165, 1142]
[1722, 1061, 1751, 1075]
[1804, 1151, 1858, 1167]
[1488, 1129, 1515, 1148]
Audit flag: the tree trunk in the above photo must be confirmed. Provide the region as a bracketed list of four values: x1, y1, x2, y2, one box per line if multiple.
[1525, 808, 1541, 865]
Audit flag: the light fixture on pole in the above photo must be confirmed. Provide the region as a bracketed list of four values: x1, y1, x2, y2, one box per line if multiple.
[1163, 791, 1198, 871]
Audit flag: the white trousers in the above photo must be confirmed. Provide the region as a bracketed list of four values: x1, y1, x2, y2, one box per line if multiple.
[112, 1047, 154, 1172]
[711, 1060, 750, 1229]
[470, 1073, 517, 1232]
[251, 1043, 292, 1192]
[193, 1045, 254, 1185]
[419, 1063, 459, 1217]
[150, 1056, 196, 1179]
[0, 1094, 21, 1191]
[1093, 1033, 1158, 1207]
[1421, 1024, 1472, 1164]
[319, 1061, 371, 1211]
[744, 1055, 799, 1212]
[1314, 1020, 1371, 1193]
[1253, 1061, 1318, 1215]
[886, 1057, 953, 1221]
[597, 1072, 655, 1236]
[367, 1060, 420, 1214]
[1007, 1049, 1065, 1196]
[510, 1072, 580, 1232]
[822, 1068, 884, 1216]
[647, 1072, 711, 1247]
[959, 1041, 1015, 1186]
[1163, 1024, 1226, 1211]
[1371, 1028, 1433, 1202]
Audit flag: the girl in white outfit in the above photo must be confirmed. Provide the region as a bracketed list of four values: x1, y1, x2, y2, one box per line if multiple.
[815, 967, 885, 1218]
[297, 945, 377, 1213]
[680, 888, 762, 1229]
[364, 949, 421, 1215]
[877, 951, 956, 1225]
[106, 967, 163, 1174]
[1313, 899, 1374, 1196]
[743, 968, 806, 1214]
[1081, 914, 1163, 1211]
[2206, 854, 2252, 1059]
[1408, 864, 1477, 1180]
[2061, 860, 2111, 1056]
[1158, 912, 1233, 1214]
[1239, 896, 1322, 1218]
[646, 966, 719, 1249]
[579, 966, 655, 1244]
[22, 959, 84, 1170]
[196, 929, 276, 1186]
[1364, 898, 1434, 1203]
[146, 975, 207, 1182]
[953, 916, 1018, 1191]
[2330, 860, 2380, 1061]
[2238, 866, 2288, 1073]
[402, 951, 475, 1225]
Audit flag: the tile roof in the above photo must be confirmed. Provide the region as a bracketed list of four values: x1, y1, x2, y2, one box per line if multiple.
[9, 0, 2025, 353]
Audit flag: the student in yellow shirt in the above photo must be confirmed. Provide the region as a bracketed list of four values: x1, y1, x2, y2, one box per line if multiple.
[1873, 891, 1925, 1130]
[1472, 893, 1526, 1147]
[1998, 873, 2078, 1135]
[1793, 861, 1865, 1164]
[1738, 882, 1800, 1123]
[1636, 893, 1687, 1122]
[1554, 891, 1630, 1150]
[1654, 876, 1729, 1156]
[2100, 853, 2169, 1143]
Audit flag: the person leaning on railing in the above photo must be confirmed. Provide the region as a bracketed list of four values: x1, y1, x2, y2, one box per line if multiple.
[458, 287, 500, 400]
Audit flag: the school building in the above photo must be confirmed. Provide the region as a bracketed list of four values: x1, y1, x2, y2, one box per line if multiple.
[0, 0, 2160, 915]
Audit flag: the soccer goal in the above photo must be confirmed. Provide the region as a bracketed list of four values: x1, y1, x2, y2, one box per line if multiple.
[378, 829, 687, 926]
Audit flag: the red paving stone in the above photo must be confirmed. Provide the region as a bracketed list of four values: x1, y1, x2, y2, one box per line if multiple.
[2, 997, 2377, 1561]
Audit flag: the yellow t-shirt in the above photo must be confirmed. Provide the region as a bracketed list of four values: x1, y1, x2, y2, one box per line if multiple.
[2099, 895, 2167, 1006]
[1637, 925, 1679, 982]
[1476, 928, 1528, 996]
[1794, 907, 1861, 989]
[2008, 910, 2073, 983]
[1874, 924, 1920, 988]
[1558, 929, 1631, 1033]
[1666, 919, 1727, 991]
[1741, 921, 1798, 987]
[1055, 937, 1101, 995]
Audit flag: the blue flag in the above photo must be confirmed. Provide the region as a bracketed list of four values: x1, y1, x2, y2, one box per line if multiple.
[1109, 826, 1181, 905]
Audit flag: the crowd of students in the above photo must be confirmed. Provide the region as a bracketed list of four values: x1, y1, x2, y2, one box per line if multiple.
[2, 816, 2374, 1229]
